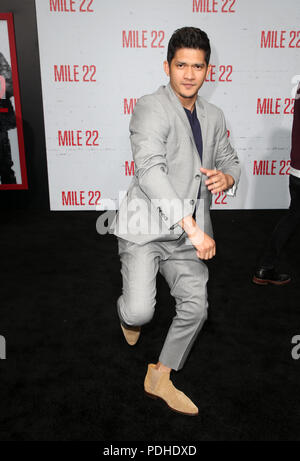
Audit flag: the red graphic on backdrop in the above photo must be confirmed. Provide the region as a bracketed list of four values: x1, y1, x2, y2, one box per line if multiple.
[257, 98, 295, 115]
[122, 31, 165, 48]
[214, 192, 228, 205]
[124, 98, 137, 115]
[205, 65, 233, 82]
[49, 0, 94, 13]
[261, 30, 300, 48]
[253, 160, 290, 176]
[61, 190, 101, 206]
[125, 161, 135, 176]
[62, 190, 86, 205]
[54, 65, 96, 82]
[58, 130, 100, 146]
[193, 0, 236, 13]
[278, 160, 291, 175]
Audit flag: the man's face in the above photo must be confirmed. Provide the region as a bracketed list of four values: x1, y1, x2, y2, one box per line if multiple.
[164, 48, 211, 104]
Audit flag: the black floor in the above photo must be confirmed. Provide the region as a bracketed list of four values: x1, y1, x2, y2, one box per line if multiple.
[0, 209, 299, 441]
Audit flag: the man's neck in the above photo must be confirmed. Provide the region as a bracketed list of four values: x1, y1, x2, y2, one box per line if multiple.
[180, 97, 196, 112]
[183, 103, 195, 113]
[169, 83, 197, 112]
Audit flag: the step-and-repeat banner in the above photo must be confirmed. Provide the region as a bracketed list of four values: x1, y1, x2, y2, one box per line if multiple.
[35, 0, 299, 210]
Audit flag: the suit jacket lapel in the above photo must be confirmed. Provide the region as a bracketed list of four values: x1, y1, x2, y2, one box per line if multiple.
[165, 84, 199, 158]
[196, 96, 208, 167]
[165, 83, 206, 166]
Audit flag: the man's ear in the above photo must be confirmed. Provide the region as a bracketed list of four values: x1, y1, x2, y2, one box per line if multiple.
[163, 60, 170, 77]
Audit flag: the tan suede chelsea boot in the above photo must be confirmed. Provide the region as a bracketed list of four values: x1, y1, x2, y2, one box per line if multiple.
[120, 323, 141, 346]
[144, 363, 199, 416]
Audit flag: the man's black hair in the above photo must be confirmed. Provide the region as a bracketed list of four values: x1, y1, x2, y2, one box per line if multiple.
[167, 27, 211, 66]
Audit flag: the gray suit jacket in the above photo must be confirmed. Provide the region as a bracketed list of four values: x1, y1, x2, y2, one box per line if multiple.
[109, 83, 241, 245]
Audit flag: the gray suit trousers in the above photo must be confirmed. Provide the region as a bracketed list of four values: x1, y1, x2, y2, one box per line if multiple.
[117, 232, 209, 371]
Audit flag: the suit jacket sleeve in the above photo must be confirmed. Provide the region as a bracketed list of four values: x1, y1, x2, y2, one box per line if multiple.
[129, 95, 194, 230]
[214, 109, 241, 196]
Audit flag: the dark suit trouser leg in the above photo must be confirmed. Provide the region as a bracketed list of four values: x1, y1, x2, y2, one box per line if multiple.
[0, 131, 17, 184]
[260, 175, 300, 267]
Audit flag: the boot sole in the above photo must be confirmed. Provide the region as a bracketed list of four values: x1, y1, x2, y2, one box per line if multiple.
[252, 276, 291, 286]
[144, 391, 199, 416]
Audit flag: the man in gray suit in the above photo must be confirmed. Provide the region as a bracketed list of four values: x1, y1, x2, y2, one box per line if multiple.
[109, 27, 240, 416]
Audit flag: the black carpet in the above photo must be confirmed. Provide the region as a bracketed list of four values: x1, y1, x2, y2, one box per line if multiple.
[0, 210, 299, 441]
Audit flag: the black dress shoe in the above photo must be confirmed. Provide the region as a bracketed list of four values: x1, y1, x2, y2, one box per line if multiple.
[252, 267, 291, 286]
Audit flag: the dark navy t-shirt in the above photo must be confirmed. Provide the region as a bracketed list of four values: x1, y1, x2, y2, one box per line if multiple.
[184, 105, 203, 209]
[184, 106, 203, 164]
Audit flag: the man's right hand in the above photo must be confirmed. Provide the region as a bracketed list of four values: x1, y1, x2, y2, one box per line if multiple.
[178, 214, 216, 260]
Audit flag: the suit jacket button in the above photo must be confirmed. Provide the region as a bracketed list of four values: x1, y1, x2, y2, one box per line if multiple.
[195, 174, 201, 179]
[190, 199, 195, 205]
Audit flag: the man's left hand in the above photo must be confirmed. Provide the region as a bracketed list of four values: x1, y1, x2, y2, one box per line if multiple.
[200, 167, 234, 195]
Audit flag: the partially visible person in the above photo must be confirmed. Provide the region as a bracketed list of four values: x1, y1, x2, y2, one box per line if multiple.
[0, 52, 17, 184]
[253, 82, 300, 285]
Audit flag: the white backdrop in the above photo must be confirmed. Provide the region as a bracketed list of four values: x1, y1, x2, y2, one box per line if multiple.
[35, 0, 300, 210]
